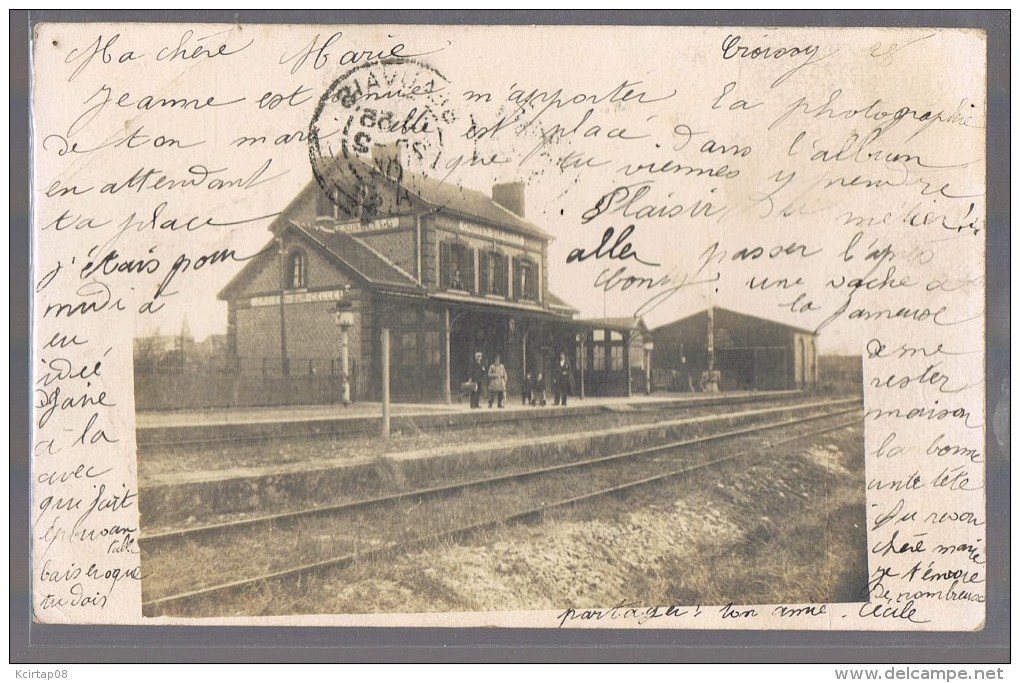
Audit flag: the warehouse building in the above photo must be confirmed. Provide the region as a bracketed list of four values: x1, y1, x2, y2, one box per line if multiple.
[651, 307, 818, 392]
[218, 146, 609, 403]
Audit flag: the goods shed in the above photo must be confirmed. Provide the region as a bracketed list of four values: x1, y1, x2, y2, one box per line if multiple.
[651, 307, 818, 392]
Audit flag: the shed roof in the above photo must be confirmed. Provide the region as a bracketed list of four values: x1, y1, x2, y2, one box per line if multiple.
[652, 306, 817, 337]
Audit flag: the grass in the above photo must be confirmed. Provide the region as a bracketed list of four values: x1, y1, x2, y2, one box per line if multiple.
[145, 417, 865, 616]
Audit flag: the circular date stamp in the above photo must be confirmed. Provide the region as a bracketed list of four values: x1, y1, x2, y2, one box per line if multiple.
[309, 58, 455, 221]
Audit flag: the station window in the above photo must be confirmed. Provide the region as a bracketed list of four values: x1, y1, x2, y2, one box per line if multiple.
[287, 250, 307, 289]
[610, 345, 624, 371]
[593, 344, 606, 371]
[481, 251, 508, 296]
[513, 257, 538, 301]
[399, 332, 417, 367]
[423, 331, 441, 367]
[440, 242, 475, 292]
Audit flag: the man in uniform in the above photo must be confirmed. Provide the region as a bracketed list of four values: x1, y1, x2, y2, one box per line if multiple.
[468, 351, 487, 409]
[552, 351, 572, 406]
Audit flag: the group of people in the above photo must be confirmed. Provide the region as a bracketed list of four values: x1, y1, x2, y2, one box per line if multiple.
[465, 351, 573, 409]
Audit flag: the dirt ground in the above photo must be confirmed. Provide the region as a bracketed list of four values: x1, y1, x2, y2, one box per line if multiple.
[269, 421, 867, 615]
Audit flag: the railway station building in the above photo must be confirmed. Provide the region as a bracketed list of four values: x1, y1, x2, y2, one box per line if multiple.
[650, 307, 818, 392]
[219, 145, 637, 403]
[574, 317, 653, 397]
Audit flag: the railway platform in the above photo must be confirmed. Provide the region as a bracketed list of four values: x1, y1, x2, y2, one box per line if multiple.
[136, 390, 803, 445]
[138, 393, 860, 530]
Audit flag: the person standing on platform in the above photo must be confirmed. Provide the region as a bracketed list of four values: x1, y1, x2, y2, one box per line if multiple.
[522, 371, 534, 406]
[553, 351, 572, 406]
[532, 372, 547, 406]
[468, 351, 486, 409]
[487, 354, 507, 408]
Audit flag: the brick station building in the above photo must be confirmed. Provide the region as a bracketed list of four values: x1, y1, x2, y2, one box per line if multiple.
[219, 147, 641, 403]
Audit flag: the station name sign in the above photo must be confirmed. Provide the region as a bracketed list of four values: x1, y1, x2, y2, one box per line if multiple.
[250, 288, 349, 308]
[433, 216, 533, 249]
[317, 216, 401, 234]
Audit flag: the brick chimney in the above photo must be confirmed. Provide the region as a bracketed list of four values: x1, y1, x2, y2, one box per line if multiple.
[492, 182, 526, 218]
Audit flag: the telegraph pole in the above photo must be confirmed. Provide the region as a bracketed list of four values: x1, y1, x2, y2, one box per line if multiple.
[381, 328, 390, 439]
[443, 309, 452, 404]
[278, 234, 289, 376]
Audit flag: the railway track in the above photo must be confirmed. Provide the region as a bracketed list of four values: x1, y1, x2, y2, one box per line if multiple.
[141, 398, 861, 616]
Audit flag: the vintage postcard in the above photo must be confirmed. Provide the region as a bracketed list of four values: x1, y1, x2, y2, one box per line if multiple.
[30, 22, 987, 629]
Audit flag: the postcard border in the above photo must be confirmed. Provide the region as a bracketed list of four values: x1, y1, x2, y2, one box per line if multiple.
[12, 9, 1009, 664]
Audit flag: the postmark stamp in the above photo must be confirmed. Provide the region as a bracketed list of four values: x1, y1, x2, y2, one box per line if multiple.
[308, 58, 456, 222]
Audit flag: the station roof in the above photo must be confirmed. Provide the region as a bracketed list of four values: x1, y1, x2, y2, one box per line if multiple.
[545, 291, 580, 316]
[218, 221, 423, 301]
[295, 223, 420, 291]
[400, 169, 553, 241]
[220, 221, 580, 318]
[315, 155, 554, 241]
[220, 157, 576, 310]
[652, 306, 817, 337]
[578, 316, 650, 334]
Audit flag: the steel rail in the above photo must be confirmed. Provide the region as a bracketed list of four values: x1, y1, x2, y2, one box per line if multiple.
[142, 406, 861, 613]
[142, 399, 860, 543]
